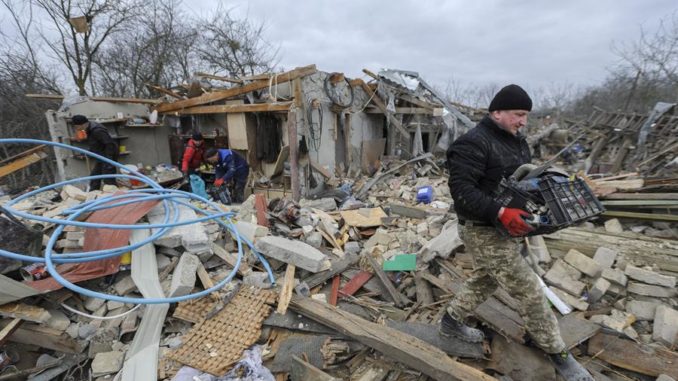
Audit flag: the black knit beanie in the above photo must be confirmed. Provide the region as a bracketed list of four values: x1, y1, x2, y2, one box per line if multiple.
[192, 132, 204, 141]
[488, 84, 532, 112]
[72, 114, 88, 125]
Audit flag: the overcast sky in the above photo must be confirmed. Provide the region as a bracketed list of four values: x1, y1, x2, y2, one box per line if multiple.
[188, 0, 676, 93]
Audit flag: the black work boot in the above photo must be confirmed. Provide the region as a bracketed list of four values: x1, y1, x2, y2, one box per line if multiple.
[439, 312, 485, 343]
[548, 351, 594, 381]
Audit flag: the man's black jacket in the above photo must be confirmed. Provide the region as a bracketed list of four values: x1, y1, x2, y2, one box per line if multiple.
[446, 115, 531, 223]
[86, 122, 118, 160]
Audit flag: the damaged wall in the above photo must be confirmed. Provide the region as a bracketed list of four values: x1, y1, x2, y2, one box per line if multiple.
[46, 99, 174, 182]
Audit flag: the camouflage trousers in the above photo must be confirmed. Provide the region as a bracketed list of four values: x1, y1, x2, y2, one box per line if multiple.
[446, 224, 566, 354]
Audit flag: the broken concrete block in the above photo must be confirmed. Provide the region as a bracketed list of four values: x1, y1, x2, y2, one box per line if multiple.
[113, 274, 136, 295]
[78, 323, 98, 339]
[418, 220, 463, 263]
[60, 184, 88, 201]
[364, 229, 394, 251]
[232, 221, 269, 243]
[628, 282, 677, 298]
[607, 283, 627, 297]
[148, 204, 210, 253]
[169, 253, 200, 297]
[593, 247, 617, 268]
[243, 271, 273, 289]
[416, 222, 428, 235]
[305, 231, 323, 249]
[107, 300, 125, 310]
[45, 309, 70, 331]
[563, 249, 602, 278]
[588, 278, 611, 303]
[624, 265, 676, 288]
[65, 323, 79, 339]
[544, 260, 586, 296]
[601, 268, 628, 286]
[299, 197, 337, 211]
[625, 300, 661, 321]
[91, 350, 124, 377]
[527, 235, 551, 263]
[549, 287, 589, 311]
[657, 374, 677, 381]
[344, 241, 361, 255]
[255, 236, 330, 273]
[604, 218, 624, 233]
[653, 306, 678, 346]
[65, 231, 85, 241]
[84, 296, 106, 312]
[589, 309, 635, 332]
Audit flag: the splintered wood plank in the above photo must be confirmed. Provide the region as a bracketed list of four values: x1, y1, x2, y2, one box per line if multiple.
[0, 151, 47, 178]
[0, 303, 51, 323]
[366, 254, 410, 308]
[588, 332, 678, 377]
[178, 102, 292, 115]
[0, 318, 22, 345]
[289, 296, 497, 381]
[277, 264, 296, 314]
[339, 271, 373, 297]
[156, 65, 316, 113]
[339, 208, 387, 228]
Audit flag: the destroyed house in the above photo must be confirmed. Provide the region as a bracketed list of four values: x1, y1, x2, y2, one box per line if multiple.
[41, 65, 473, 197]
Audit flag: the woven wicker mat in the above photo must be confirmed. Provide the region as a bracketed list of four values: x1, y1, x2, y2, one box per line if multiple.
[167, 286, 277, 375]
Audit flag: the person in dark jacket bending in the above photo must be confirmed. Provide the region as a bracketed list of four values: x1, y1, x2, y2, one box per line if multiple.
[72, 114, 119, 191]
[204, 148, 249, 203]
[441, 85, 593, 380]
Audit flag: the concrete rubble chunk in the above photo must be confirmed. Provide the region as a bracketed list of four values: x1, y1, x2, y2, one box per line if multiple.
[169, 253, 200, 297]
[299, 198, 337, 211]
[604, 218, 624, 233]
[305, 231, 323, 249]
[592, 247, 617, 268]
[91, 350, 124, 377]
[563, 249, 602, 278]
[628, 282, 677, 298]
[544, 260, 586, 297]
[232, 221, 269, 243]
[45, 309, 71, 331]
[113, 274, 137, 295]
[84, 296, 106, 312]
[588, 278, 611, 303]
[527, 235, 551, 263]
[624, 265, 676, 288]
[243, 271, 273, 289]
[60, 184, 87, 201]
[364, 229, 394, 251]
[626, 300, 661, 321]
[589, 309, 635, 332]
[653, 306, 678, 346]
[601, 268, 628, 286]
[255, 236, 331, 273]
[657, 374, 677, 381]
[148, 204, 210, 253]
[419, 220, 463, 263]
[344, 241, 361, 255]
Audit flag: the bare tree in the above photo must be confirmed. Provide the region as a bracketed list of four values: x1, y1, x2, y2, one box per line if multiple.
[32, 0, 141, 95]
[197, 5, 278, 77]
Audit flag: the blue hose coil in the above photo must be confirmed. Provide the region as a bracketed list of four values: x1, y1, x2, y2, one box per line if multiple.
[0, 138, 275, 304]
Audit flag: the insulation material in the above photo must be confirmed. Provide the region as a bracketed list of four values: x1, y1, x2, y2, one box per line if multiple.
[167, 286, 277, 375]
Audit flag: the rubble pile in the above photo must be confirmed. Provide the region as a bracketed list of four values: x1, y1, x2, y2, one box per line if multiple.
[0, 148, 676, 381]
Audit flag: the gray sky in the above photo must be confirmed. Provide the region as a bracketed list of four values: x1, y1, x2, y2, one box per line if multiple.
[190, 0, 676, 92]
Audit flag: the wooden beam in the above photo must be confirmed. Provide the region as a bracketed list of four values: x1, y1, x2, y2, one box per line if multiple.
[211, 243, 252, 277]
[25, 94, 160, 104]
[290, 355, 341, 381]
[276, 264, 296, 314]
[0, 145, 46, 165]
[289, 296, 497, 381]
[0, 318, 22, 346]
[588, 332, 678, 377]
[155, 65, 317, 113]
[145, 83, 184, 99]
[194, 72, 244, 84]
[356, 79, 410, 141]
[398, 93, 439, 109]
[365, 254, 410, 308]
[177, 102, 293, 115]
[288, 109, 301, 202]
[7, 323, 83, 353]
[602, 210, 678, 222]
[0, 150, 48, 178]
[365, 107, 434, 115]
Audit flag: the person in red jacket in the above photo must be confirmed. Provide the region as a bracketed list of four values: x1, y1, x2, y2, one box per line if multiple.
[181, 132, 205, 175]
